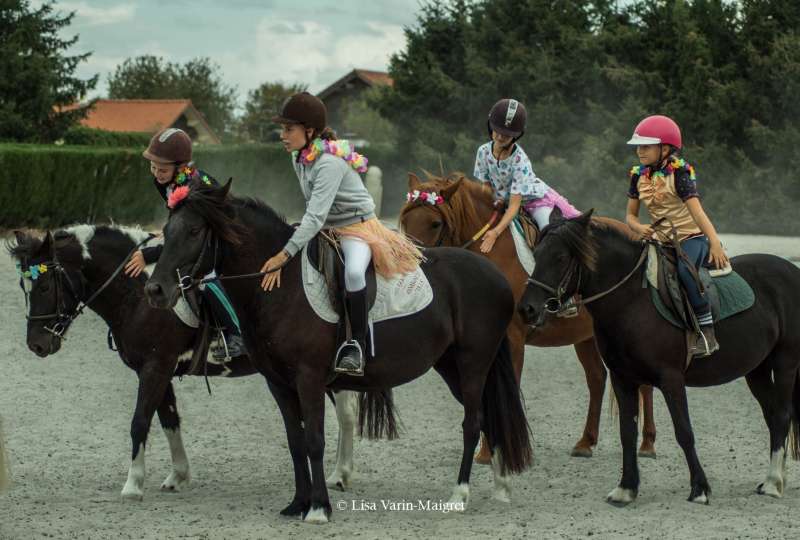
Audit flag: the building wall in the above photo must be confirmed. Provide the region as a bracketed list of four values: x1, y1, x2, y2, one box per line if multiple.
[323, 79, 370, 138]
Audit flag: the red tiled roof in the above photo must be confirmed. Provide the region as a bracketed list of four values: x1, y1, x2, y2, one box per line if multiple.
[354, 69, 394, 87]
[318, 69, 394, 100]
[77, 99, 192, 133]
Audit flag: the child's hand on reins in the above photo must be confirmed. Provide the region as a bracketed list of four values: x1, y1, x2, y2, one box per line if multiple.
[124, 250, 146, 277]
[260, 250, 289, 291]
[480, 229, 499, 253]
[708, 240, 729, 270]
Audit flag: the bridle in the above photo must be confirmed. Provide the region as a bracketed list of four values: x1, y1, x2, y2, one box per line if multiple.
[407, 199, 500, 249]
[527, 238, 649, 318]
[20, 235, 154, 340]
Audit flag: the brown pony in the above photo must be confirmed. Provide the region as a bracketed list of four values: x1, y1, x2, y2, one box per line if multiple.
[400, 173, 656, 460]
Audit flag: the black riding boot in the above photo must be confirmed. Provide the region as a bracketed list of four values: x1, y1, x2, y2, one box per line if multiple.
[335, 288, 368, 376]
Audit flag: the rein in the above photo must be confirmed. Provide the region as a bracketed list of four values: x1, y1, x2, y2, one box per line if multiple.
[527, 218, 667, 317]
[23, 234, 155, 340]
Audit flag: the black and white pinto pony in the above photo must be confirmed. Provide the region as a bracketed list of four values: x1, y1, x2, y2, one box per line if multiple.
[7, 225, 363, 500]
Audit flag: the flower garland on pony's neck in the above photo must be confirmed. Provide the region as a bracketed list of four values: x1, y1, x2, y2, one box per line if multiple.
[630, 156, 696, 181]
[295, 138, 368, 173]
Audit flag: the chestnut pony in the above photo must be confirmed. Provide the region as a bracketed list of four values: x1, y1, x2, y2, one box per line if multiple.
[400, 173, 656, 460]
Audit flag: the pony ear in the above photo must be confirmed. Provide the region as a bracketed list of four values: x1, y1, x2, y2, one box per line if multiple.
[220, 177, 233, 197]
[574, 209, 594, 228]
[440, 176, 463, 200]
[408, 172, 422, 191]
[40, 231, 55, 257]
[13, 230, 26, 246]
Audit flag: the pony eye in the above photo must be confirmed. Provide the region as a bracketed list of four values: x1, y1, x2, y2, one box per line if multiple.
[431, 221, 442, 229]
[190, 227, 203, 236]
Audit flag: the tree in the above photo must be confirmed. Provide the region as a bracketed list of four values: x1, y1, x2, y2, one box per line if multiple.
[238, 81, 307, 142]
[107, 55, 237, 137]
[0, 0, 97, 142]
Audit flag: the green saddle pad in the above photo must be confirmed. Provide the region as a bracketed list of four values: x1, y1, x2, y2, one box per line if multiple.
[650, 270, 755, 329]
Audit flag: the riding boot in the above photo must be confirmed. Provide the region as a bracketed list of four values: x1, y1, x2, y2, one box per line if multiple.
[202, 279, 248, 360]
[212, 332, 246, 360]
[690, 325, 720, 358]
[335, 288, 368, 376]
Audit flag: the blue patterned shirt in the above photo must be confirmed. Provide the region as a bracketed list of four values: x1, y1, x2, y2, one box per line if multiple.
[473, 142, 549, 202]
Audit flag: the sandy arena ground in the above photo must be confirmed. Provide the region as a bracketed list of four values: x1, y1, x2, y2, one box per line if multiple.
[1, 234, 799, 539]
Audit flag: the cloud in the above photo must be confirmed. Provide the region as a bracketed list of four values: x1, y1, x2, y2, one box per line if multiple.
[57, 2, 136, 26]
[221, 18, 406, 96]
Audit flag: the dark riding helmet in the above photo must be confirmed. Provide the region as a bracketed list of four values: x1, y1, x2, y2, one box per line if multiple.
[488, 98, 527, 140]
[271, 91, 327, 132]
[142, 128, 193, 164]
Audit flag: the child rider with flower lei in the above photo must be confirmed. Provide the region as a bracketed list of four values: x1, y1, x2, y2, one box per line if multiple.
[473, 98, 580, 254]
[625, 115, 730, 358]
[260, 92, 422, 376]
[125, 128, 248, 361]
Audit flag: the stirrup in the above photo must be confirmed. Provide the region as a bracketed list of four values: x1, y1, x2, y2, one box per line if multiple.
[334, 339, 365, 376]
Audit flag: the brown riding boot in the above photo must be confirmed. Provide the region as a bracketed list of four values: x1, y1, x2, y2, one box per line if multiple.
[690, 325, 719, 358]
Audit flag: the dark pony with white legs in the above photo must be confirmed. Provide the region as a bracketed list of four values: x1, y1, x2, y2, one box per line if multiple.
[520, 211, 800, 505]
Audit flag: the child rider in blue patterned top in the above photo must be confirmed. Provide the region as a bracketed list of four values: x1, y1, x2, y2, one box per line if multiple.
[473, 98, 580, 253]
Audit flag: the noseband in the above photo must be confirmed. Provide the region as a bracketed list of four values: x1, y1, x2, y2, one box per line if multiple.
[20, 235, 154, 340]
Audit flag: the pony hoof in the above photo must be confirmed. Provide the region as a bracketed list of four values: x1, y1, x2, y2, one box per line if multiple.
[493, 488, 511, 504]
[280, 500, 309, 518]
[606, 487, 636, 507]
[325, 470, 351, 491]
[160, 471, 190, 492]
[570, 446, 593, 458]
[120, 488, 144, 502]
[304, 506, 331, 524]
[689, 492, 709, 505]
[448, 484, 470, 511]
[757, 481, 783, 498]
[638, 449, 657, 459]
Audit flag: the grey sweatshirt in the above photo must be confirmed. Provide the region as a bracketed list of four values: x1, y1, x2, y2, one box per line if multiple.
[284, 152, 376, 256]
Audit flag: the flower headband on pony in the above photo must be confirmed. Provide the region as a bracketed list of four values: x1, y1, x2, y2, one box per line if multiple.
[16, 262, 49, 280]
[406, 189, 445, 206]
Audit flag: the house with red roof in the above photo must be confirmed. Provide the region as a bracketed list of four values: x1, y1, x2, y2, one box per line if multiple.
[317, 69, 394, 142]
[73, 99, 221, 144]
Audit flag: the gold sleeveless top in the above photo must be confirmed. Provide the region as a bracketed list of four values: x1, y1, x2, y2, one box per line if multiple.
[630, 159, 702, 242]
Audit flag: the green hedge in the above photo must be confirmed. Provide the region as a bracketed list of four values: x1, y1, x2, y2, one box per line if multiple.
[62, 127, 153, 148]
[3, 140, 797, 235]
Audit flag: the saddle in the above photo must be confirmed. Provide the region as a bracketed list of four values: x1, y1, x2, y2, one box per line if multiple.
[650, 242, 720, 332]
[307, 232, 378, 363]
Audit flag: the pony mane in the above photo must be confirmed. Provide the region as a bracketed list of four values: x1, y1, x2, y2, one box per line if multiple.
[538, 215, 640, 272]
[180, 181, 290, 247]
[6, 230, 83, 268]
[400, 172, 494, 245]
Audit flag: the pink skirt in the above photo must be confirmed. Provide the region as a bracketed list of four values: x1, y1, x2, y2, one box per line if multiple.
[523, 189, 581, 218]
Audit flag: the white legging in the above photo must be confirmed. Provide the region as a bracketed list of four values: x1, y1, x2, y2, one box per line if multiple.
[529, 206, 553, 229]
[340, 237, 372, 291]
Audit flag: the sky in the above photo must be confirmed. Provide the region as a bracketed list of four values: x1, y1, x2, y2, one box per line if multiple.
[38, 0, 423, 104]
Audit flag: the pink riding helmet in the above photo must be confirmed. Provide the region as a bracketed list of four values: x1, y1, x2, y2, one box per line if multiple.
[627, 115, 682, 149]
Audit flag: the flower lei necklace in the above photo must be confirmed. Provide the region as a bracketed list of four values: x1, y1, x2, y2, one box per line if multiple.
[167, 166, 212, 209]
[630, 157, 696, 181]
[295, 138, 368, 173]
[174, 165, 212, 186]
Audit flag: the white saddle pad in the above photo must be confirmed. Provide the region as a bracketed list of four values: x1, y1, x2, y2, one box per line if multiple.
[301, 244, 433, 325]
[510, 222, 536, 275]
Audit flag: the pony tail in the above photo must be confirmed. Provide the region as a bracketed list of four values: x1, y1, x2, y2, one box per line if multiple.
[318, 127, 337, 141]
